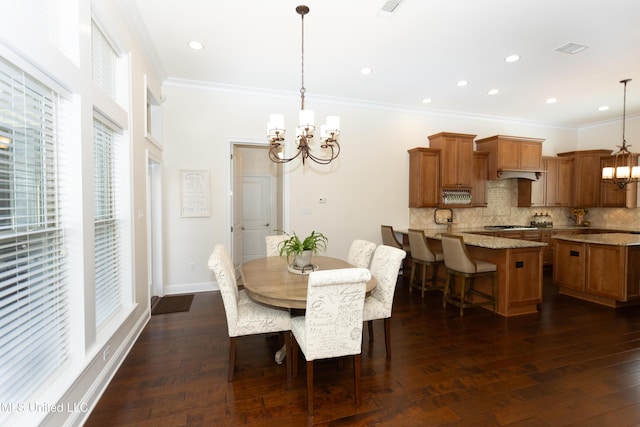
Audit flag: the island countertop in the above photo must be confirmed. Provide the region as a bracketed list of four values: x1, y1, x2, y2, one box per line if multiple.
[400, 230, 547, 250]
[552, 232, 640, 246]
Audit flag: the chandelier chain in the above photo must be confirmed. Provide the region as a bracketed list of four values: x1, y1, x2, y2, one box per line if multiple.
[300, 10, 305, 110]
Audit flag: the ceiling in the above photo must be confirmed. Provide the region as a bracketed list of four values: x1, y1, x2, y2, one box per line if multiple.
[122, 0, 640, 128]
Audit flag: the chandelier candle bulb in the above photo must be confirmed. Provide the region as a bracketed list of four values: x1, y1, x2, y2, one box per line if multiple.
[298, 109, 315, 128]
[618, 166, 630, 179]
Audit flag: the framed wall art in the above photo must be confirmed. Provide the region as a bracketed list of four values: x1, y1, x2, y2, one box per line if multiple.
[180, 169, 210, 217]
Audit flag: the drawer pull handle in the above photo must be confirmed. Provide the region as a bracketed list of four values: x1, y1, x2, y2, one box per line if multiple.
[570, 250, 580, 257]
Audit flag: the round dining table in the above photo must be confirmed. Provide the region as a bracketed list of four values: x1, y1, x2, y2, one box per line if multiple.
[239, 255, 377, 310]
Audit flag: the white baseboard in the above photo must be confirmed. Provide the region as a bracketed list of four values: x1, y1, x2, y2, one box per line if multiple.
[163, 281, 218, 295]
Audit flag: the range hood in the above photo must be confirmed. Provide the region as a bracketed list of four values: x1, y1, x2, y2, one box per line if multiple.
[496, 170, 543, 181]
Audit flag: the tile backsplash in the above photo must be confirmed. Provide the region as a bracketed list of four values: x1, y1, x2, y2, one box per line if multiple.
[410, 179, 640, 231]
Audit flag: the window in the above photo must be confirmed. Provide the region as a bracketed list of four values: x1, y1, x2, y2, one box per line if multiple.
[93, 119, 122, 326]
[92, 21, 124, 107]
[91, 20, 128, 328]
[0, 57, 68, 413]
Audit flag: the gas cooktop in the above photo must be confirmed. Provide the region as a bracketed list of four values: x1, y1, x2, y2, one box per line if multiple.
[483, 225, 538, 231]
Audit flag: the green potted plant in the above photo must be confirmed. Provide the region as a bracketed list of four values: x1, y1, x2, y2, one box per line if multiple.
[278, 230, 328, 268]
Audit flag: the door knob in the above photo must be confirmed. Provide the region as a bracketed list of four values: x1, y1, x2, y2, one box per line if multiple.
[264, 223, 270, 227]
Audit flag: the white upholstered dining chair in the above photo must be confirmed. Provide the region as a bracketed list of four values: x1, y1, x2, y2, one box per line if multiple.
[362, 245, 406, 359]
[347, 239, 377, 268]
[265, 234, 288, 257]
[290, 268, 371, 415]
[208, 245, 292, 381]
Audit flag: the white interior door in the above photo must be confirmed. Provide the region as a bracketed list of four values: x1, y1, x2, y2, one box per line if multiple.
[242, 175, 272, 262]
[232, 147, 244, 273]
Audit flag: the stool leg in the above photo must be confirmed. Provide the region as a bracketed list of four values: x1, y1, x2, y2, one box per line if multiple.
[409, 262, 416, 293]
[459, 277, 467, 317]
[421, 263, 427, 297]
[442, 272, 451, 308]
[431, 262, 439, 290]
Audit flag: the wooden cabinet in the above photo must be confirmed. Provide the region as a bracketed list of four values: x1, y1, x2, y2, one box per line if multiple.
[408, 148, 439, 207]
[428, 132, 475, 188]
[517, 176, 545, 207]
[517, 157, 573, 207]
[558, 150, 611, 207]
[546, 157, 573, 207]
[472, 151, 488, 207]
[476, 135, 544, 179]
[544, 229, 580, 266]
[553, 239, 586, 291]
[600, 154, 638, 208]
[554, 237, 640, 306]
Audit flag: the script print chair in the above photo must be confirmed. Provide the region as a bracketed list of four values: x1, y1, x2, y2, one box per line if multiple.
[347, 239, 377, 268]
[208, 245, 292, 381]
[362, 245, 406, 359]
[290, 268, 371, 415]
[381, 225, 410, 274]
[265, 234, 288, 257]
[407, 228, 445, 297]
[440, 234, 497, 317]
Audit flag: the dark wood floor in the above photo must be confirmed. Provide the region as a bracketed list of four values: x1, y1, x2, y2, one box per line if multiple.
[86, 271, 640, 426]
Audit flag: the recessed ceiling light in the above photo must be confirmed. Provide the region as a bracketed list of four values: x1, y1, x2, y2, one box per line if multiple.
[360, 67, 372, 75]
[598, 105, 609, 111]
[487, 89, 499, 95]
[188, 41, 204, 50]
[422, 98, 432, 104]
[457, 80, 468, 87]
[546, 98, 557, 104]
[505, 54, 520, 63]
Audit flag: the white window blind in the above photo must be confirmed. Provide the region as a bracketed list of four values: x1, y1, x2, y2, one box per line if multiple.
[0, 57, 68, 414]
[93, 119, 122, 327]
[91, 20, 124, 106]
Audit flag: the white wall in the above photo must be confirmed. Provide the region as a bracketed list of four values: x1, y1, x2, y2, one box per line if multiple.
[161, 81, 579, 289]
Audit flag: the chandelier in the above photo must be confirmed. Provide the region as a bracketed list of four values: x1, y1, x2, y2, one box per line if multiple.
[267, 5, 341, 165]
[602, 79, 639, 189]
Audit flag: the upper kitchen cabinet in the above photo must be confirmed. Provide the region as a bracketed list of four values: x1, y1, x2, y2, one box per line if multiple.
[546, 156, 573, 207]
[558, 150, 611, 207]
[518, 156, 574, 207]
[472, 151, 489, 207]
[600, 154, 638, 208]
[427, 132, 475, 188]
[408, 147, 439, 207]
[476, 135, 544, 179]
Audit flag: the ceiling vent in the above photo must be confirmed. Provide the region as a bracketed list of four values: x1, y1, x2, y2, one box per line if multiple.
[378, 0, 402, 17]
[555, 42, 588, 54]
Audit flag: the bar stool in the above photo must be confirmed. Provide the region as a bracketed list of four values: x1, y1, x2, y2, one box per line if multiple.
[381, 225, 410, 274]
[407, 229, 444, 297]
[440, 234, 497, 316]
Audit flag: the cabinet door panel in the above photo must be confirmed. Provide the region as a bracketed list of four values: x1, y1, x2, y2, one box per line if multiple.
[553, 240, 585, 291]
[521, 142, 543, 170]
[586, 244, 625, 300]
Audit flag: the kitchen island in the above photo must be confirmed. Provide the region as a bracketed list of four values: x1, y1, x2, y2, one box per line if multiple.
[553, 233, 640, 307]
[420, 232, 546, 317]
